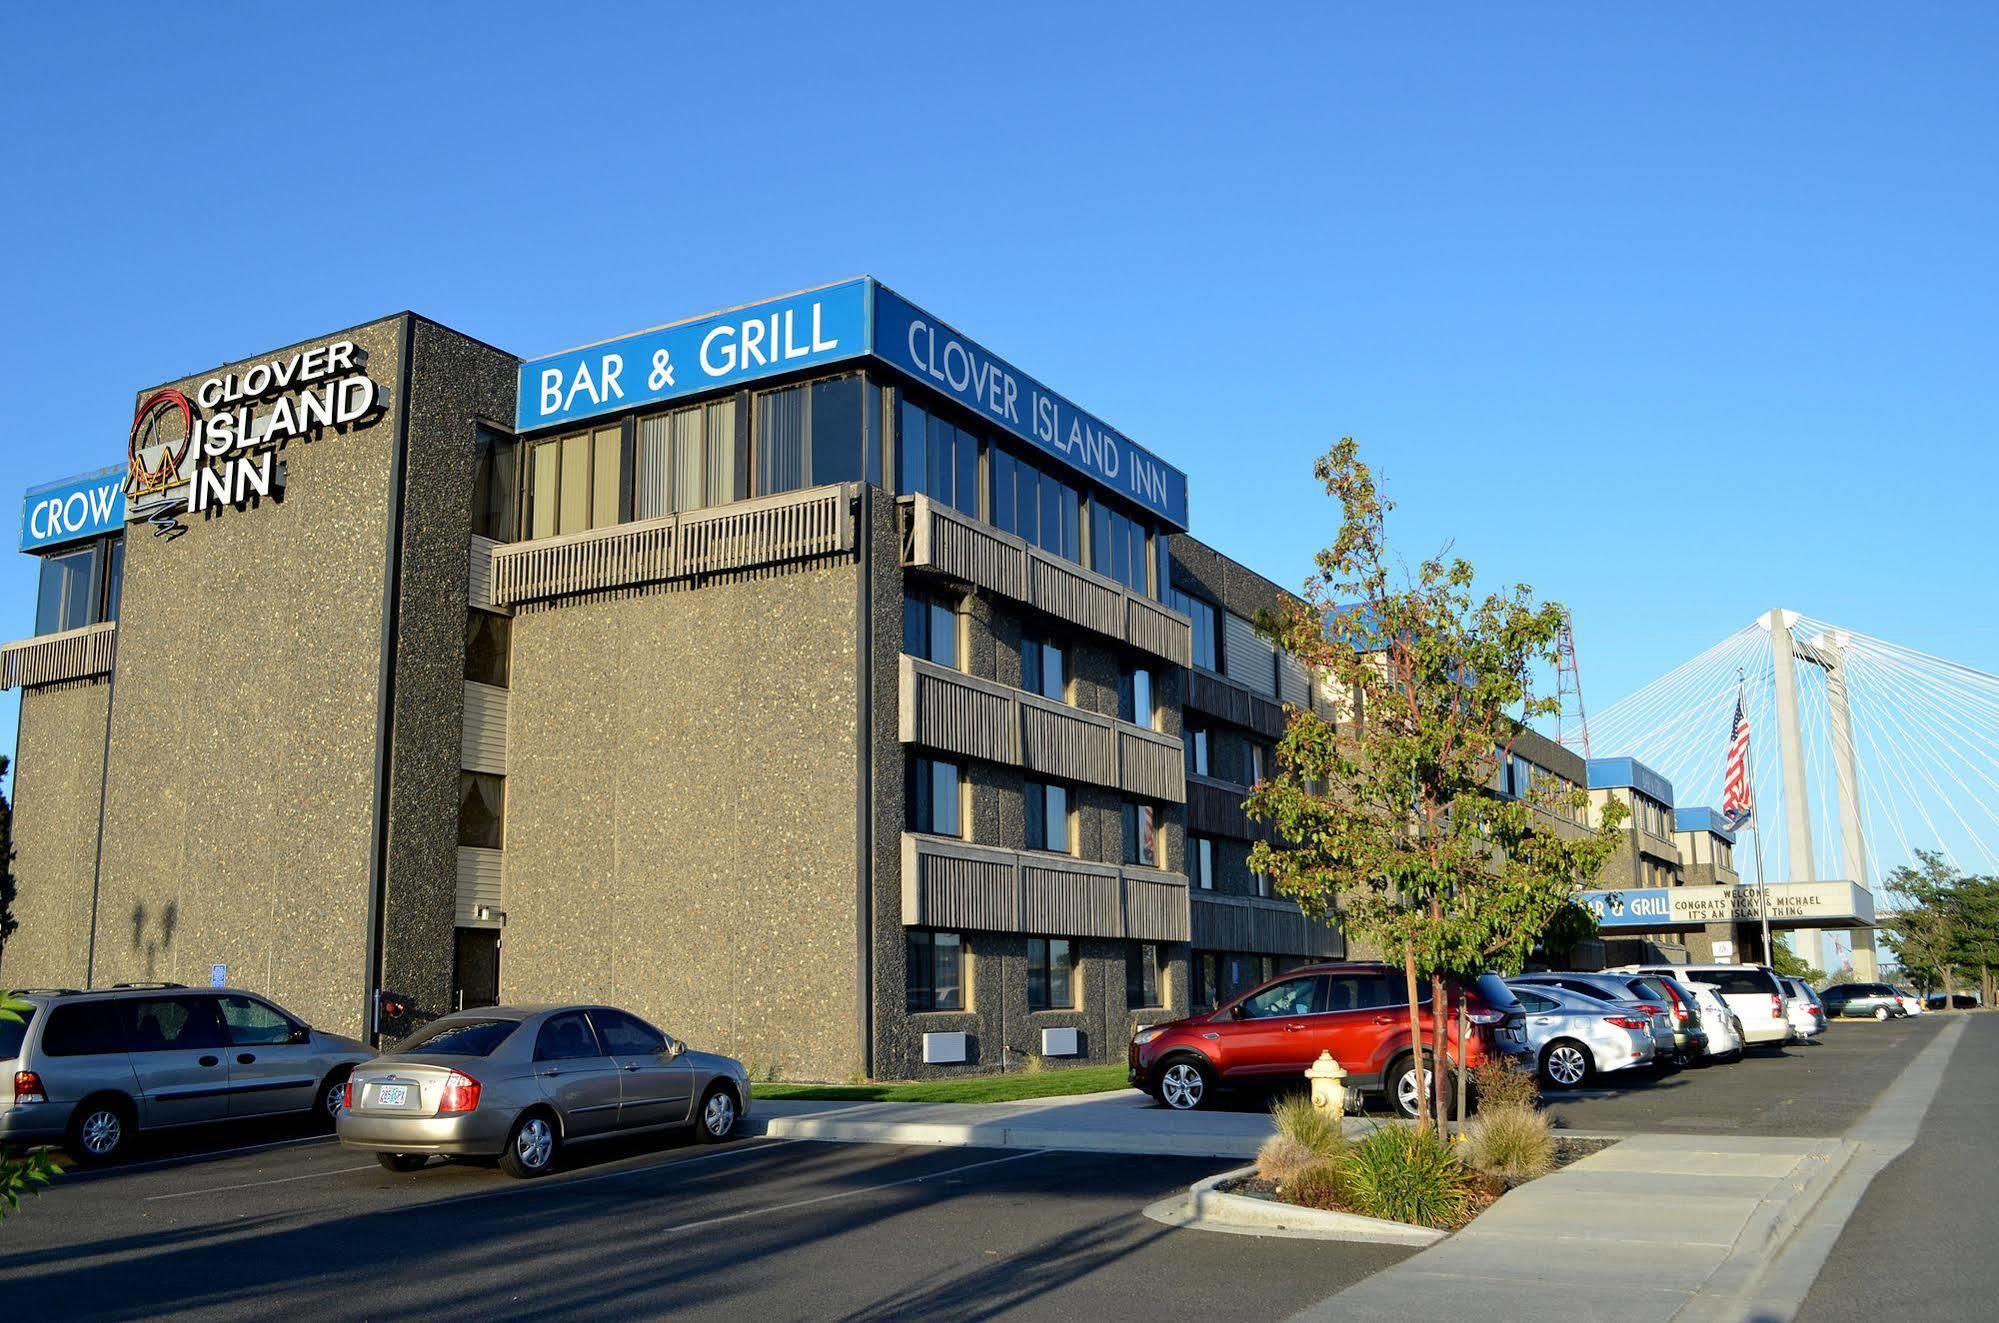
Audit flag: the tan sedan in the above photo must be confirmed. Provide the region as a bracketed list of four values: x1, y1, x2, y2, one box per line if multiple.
[337, 1004, 749, 1177]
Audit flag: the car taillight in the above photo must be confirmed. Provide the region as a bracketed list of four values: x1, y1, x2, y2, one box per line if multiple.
[342, 1079, 356, 1110]
[1771, 995, 1782, 1020]
[1635, 1003, 1664, 1016]
[438, 1070, 482, 1114]
[13, 1071, 47, 1104]
[1606, 1016, 1650, 1031]
[1467, 1009, 1505, 1026]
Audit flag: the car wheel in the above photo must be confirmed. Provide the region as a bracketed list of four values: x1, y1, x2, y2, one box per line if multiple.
[375, 1153, 429, 1173]
[1539, 1039, 1593, 1090]
[1874, 1006, 1891, 1021]
[500, 1110, 560, 1179]
[697, 1084, 740, 1143]
[66, 1096, 135, 1165]
[1155, 1057, 1213, 1111]
[1389, 1053, 1456, 1118]
[316, 1068, 353, 1129]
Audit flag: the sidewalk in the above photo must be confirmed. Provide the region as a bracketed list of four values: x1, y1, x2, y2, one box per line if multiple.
[748, 1088, 1297, 1159]
[1291, 1133, 1856, 1323]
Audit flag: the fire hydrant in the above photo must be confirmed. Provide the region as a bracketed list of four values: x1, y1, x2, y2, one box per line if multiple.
[1306, 1050, 1347, 1115]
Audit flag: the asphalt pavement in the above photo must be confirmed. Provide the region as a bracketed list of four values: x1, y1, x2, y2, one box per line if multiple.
[1795, 1012, 1999, 1323]
[0, 1132, 1411, 1321]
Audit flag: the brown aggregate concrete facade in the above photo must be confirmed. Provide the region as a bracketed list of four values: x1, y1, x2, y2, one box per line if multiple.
[8, 315, 516, 1040]
[2, 679, 112, 988]
[500, 561, 866, 1084]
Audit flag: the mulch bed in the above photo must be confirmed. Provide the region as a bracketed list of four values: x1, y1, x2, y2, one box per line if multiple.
[1221, 1131, 1619, 1233]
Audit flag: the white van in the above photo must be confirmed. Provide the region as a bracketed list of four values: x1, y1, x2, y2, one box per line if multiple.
[1614, 964, 1791, 1046]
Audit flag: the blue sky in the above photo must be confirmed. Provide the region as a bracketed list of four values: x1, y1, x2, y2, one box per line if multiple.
[2, 4, 1993, 775]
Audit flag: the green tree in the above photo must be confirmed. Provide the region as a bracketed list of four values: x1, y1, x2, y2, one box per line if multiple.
[1883, 851, 1973, 1003]
[1, 998, 59, 1221]
[1246, 439, 1629, 1129]
[0, 755, 16, 966]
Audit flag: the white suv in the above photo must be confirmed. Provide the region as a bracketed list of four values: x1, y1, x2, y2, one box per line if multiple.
[1615, 964, 1791, 1047]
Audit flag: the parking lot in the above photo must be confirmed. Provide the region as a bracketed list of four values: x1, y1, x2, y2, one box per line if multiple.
[0, 1014, 1959, 1322]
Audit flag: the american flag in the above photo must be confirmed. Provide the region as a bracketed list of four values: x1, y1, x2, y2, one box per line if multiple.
[1722, 696, 1754, 825]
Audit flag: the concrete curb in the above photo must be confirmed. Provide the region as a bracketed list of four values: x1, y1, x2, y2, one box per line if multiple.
[751, 1113, 1265, 1160]
[1149, 1165, 1448, 1245]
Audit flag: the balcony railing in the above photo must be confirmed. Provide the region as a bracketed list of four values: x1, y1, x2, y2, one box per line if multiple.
[1186, 773, 1266, 840]
[490, 484, 858, 608]
[0, 621, 116, 691]
[902, 833, 1190, 943]
[900, 495, 1193, 667]
[1190, 892, 1344, 959]
[1185, 667, 1287, 740]
[899, 655, 1186, 803]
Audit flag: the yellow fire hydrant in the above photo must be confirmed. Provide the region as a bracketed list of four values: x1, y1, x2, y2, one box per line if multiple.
[1306, 1050, 1347, 1115]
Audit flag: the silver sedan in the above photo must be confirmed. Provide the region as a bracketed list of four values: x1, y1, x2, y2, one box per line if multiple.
[337, 1004, 750, 1178]
[1506, 982, 1657, 1088]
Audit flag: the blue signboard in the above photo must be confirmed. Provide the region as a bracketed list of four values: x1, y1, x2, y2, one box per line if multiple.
[210, 963, 228, 989]
[517, 279, 871, 432]
[1580, 888, 1674, 928]
[20, 466, 125, 553]
[871, 286, 1189, 529]
[1586, 757, 1675, 807]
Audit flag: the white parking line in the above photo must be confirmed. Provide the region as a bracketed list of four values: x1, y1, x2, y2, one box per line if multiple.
[145, 1163, 380, 1201]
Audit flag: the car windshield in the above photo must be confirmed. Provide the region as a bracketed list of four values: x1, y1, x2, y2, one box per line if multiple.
[1696, 968, 1777, 997]
[0, 1005, 34, 1059]
[394, 1017, 518, 1057]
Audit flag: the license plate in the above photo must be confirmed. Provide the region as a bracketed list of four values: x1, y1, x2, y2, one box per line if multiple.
[376, 1084, 409, 1107]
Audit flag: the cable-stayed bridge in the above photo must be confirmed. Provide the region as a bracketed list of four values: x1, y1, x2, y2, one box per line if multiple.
[1571, 610, 1999, 975]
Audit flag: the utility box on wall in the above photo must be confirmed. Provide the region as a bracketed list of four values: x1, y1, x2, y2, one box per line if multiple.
[922, 1031, 968, 1064]
[1040, 1027, 1080, 1057]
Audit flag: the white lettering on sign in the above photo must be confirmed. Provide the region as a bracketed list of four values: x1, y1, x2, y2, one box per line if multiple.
[698, 302, 840, 379]
[906, 319, 1022, 425]
[29, 483, 121, 542]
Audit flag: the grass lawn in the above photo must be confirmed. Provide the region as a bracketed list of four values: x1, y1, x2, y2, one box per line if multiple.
[751, 1063, 1134, 1104]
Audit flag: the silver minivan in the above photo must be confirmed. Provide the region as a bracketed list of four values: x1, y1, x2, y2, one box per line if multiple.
[2, 984, 371, 1162]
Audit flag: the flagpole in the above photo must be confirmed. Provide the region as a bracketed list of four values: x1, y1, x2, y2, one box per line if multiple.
[1738, 672, 1775, 965]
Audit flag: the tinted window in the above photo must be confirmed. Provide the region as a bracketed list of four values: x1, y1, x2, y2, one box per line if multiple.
[591, 1009, 666, 1057]
[1239, 977, 1322, 1019]
[1697, 968, 1780, 997]
[398, 1018, 518, 1057]
[126, 997, 225, 1052]
[534, 1011, 605, 1061]
[1514, 990, 1559, 1013]
[219, 996, 297, 1046]
[1, 1005, 39, 1059]
[1323, 974, 1394, 1011]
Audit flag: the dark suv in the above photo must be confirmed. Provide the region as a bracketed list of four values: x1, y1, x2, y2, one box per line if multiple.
[3, 984, 371, 1162]
[1127, 963, 1529, 1115]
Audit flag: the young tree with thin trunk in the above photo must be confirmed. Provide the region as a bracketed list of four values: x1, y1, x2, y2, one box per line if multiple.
[1246, 439, 1628, 1129]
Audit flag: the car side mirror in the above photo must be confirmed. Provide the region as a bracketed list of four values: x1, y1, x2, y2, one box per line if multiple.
[1228, 1003, 1246, 1020]
[663, 1039, 687, 1059]
[289, 1025, 311, 1044]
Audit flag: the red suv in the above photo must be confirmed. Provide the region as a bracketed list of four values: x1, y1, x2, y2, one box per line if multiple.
[1128, 962, 1529, 1115]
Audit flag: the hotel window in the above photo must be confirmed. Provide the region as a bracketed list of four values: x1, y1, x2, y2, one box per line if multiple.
[1090, 501, 1154, 595]
[1028, 937, 1076, 1011]
[897, 398, 980, 518]
[1183, 725, 1210, 778]
[1253, 862, 1273, 898]
[1193, 951, 1221, 1011]
[636, 397, 740, 517]
[906, 757, 965, 837]
[903, 592, 961, 669]
[1718, 840, 1734, 870]
[465, 610, 510, 688]
[1024, 780, 1072, 854]
[527, 424, 625, 539]
[1249, 741, 1270, 785]
[470, 425, 518, 541]
[1118, 665, 1156, 729]
[988, 444, 1082, 564]
[1021, 631, 1068, 702]
[1190, 835, 1215, 890]
[458, 772, 505, 849]
[1170, 587, 1221, 671]
[1127, 943, 1162, 1008]
[1122, 800, 1160, 868]
[754, 376, 864, 498]
[906, 930, 966, 1013]
[34, 536, 120, 635]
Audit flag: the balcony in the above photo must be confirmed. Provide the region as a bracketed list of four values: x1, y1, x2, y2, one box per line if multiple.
[0, 621, 116, 691]
[902, 833, 1190, 943]
[1185, 667, 1287, 741]
[489, 484, 858, 609]
[1185, 773, 1265, 840]
[899, 655, 1185, 803]
[1190, 892, 1344, 960]
[900, 495, 1192, 667]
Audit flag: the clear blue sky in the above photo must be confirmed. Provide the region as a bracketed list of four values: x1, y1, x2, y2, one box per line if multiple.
[3, 4, 1994, 775]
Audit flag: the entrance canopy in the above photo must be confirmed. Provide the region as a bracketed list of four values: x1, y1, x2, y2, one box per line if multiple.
[1582, 881, 1875, 931]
